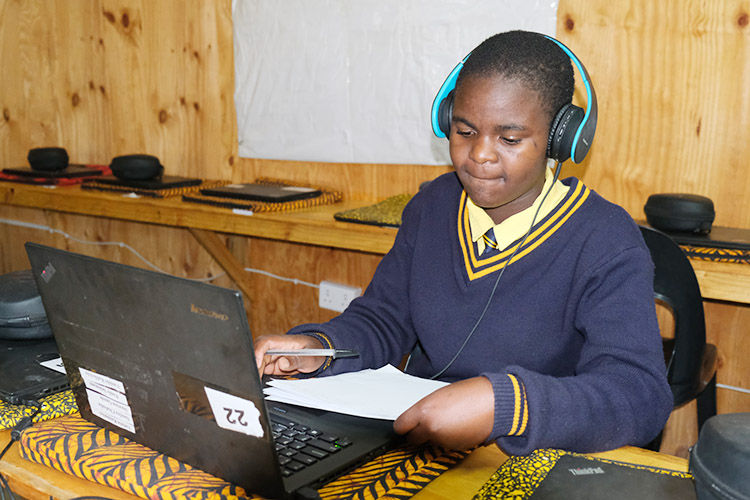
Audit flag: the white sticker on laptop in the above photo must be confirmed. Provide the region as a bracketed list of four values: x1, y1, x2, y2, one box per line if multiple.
[80, 368, 129, 405]
[204, 386, 264, 438]
[40, 357, 67, 374]
[79, 368, 136, 434]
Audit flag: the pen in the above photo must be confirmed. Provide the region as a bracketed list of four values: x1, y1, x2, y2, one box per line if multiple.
[265, 349, 359, 359]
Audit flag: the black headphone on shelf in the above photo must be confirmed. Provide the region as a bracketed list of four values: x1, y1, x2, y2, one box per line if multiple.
[430, 34, 598, 164]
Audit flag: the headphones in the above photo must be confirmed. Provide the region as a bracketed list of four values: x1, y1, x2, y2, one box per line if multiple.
[430, 35, 598, 164]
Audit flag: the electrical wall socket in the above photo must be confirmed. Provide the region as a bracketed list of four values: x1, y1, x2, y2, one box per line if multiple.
[319, 280, 361, 312]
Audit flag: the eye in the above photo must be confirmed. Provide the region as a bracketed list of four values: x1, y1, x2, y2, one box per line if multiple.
[502, 137, 521, 145]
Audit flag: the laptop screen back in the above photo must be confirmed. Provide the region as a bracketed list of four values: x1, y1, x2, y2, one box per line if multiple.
[25, 243, 285, 498]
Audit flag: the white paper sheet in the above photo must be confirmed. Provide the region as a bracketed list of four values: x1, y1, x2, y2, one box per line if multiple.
[263, 364, 448, 420]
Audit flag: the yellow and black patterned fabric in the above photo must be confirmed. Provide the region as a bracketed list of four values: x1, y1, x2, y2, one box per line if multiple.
[19, 414, 254, 500]
[473, 448, 692, 499]
[0, 390, 77, 430]
[182, 177, 343, 212]
[82, 178, 229, 198]
[681, 245, 750, 264]
[318, 444, 467, 500]
[333, 194, 413, 228]
[474, 448, 565, 499]
[19, 413, 466, 500]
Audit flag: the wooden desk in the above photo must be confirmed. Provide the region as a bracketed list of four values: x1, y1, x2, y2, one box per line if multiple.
[690, 258, 750, 304]
[1, 182, 749, 305]
[0, 427, 688, 500]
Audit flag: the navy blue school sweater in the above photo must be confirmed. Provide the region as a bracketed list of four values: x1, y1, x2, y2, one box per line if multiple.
[288, 172, 672, 455]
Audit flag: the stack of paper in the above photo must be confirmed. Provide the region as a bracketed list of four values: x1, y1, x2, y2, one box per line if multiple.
[263, 364, 448, 420]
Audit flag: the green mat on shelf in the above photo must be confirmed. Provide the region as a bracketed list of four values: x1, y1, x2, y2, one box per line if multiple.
[334, 194, 412, 228]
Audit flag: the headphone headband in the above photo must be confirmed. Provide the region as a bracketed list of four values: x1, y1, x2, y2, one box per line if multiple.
[430, 34, 598, 164]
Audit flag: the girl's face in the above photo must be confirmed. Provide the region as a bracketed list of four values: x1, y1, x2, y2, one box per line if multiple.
[449, 74, 551, 224]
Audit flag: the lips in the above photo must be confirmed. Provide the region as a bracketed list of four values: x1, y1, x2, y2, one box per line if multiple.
[464, 171, 506, 183]
[459, 162, 505, 180]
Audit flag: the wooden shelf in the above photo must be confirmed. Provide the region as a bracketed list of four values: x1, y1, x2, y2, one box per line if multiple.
[690, 258, 750, 304]
[2, 182, 749, 305]
[0, 182, 397, 255]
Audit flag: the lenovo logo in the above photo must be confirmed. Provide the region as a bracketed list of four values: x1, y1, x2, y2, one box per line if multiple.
[190, 303, 229, 321]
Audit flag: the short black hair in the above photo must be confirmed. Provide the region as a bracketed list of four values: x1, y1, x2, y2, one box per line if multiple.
[456, 30, 575, 126]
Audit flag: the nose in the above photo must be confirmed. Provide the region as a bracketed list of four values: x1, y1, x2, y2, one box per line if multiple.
[469, 136, 498, 164]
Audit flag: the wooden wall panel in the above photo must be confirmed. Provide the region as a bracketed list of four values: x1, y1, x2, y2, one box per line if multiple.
[239, 237, 383, 335]
[0, 204, 229, 283]
[556, 0, 750, 228]
[0, 0, 236, 179]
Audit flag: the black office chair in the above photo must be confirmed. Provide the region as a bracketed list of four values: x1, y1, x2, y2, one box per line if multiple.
[638, 225, 718, 452]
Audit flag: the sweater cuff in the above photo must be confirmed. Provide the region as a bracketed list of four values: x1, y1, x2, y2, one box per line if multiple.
[297, 331, 335, 374]
[487, 373, 529, 440]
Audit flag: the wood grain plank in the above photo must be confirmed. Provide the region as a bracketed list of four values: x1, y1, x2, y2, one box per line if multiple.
[557, 0, 750, 228]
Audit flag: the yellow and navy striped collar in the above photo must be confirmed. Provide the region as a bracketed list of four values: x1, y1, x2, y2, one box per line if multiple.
[467, 167, 569, 254]
[457, 178, 591, 281]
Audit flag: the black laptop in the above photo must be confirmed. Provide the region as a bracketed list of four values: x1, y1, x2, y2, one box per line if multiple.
[0, 338, 68, 406]
[25, 243, 399, 500]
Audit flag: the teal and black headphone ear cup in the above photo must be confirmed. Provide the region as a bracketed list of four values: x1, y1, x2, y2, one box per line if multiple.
[431, 53, 470, 139]
[437, 90, 455, 138]
[546, 103, 585, 162]
[543, 35, 598, 163]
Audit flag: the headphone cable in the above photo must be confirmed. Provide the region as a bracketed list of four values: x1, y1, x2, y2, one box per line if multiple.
[430, 161, 563, 380]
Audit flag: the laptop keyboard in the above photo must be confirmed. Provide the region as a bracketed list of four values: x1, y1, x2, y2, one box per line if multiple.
[270, 413, 353, 477]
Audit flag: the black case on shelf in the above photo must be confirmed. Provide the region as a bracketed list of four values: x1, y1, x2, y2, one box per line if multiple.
[644, 193, 715, 234]
[0, 269, 52, 341]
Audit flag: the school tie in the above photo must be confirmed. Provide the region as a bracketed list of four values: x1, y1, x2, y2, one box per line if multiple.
[482, 229, 499, 254]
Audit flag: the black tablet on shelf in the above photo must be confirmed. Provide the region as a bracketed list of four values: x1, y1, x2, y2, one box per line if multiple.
[200, 183, 322, 203]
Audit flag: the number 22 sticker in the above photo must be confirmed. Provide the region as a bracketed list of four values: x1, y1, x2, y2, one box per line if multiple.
[204, 386, 265, 438]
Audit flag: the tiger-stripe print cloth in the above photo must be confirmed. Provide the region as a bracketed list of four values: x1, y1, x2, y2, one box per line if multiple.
[681, 245, 750, 264]
[18, 414, 467, 500]
[318, 444, 467, 500]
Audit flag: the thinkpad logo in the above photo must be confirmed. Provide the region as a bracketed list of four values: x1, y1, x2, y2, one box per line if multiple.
[568, 467, 605, 476]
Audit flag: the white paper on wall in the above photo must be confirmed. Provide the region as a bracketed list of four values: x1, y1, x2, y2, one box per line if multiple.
[232, 1, 558, 165]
